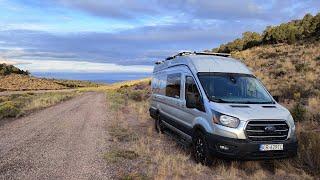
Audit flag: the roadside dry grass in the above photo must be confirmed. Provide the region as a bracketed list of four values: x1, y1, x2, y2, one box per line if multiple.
[0, 91, 80, 120]
[101, 80, 317, 179]
[0, 74, 66, 91]
[0, 74, 100, 91]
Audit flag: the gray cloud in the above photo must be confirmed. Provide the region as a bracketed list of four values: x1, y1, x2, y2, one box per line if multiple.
[0, 0, 319, 67]
[54, 0, 319, 21]
[57, 0, 160, 19]
[55, 0, 265, 20]
[1, 21, 253, 65]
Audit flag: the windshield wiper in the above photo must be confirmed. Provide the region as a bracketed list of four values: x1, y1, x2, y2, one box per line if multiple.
[210, 98, 275, 104]
[238, 101, 275, 104]
[210, 97, 229, 103]
[210, 97, 252, 104]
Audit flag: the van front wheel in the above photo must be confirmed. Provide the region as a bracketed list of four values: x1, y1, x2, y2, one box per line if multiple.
[193, 131, 213, 166]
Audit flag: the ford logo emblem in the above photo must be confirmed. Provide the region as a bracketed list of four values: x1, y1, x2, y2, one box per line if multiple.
[264, 126, 276, 132]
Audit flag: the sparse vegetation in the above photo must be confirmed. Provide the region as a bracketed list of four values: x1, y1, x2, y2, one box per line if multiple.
[0, 91, 79, 120]
[0, 63, 29, 76]
[0, 64, 100, 91]
[213, 13, 320, 53]
[100, 80, 319, 179]
[291, 102, 307, 122]
[297, 130, 320, 175]
[104, 149, 139, 163]
[0, 101, 20, 119]
[53, 79, 100, 88]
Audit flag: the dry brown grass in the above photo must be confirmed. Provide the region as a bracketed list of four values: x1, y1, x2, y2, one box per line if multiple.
[104, 149, 139, 163]
[233, 41, 320, 102]
[0, 74, 100, 91]
[0, 91, 80, 120]
[98, 41, 320, 178]
[103, 82, 317, 179]
[0, 74, 66, 91]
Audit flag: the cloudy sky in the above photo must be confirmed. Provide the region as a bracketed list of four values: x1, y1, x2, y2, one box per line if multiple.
[0, 0, 319, 73]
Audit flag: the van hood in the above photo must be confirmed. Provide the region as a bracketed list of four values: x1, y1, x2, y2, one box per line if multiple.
[208, 102, 291, 121]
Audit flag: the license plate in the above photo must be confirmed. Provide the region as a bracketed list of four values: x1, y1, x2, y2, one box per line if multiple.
[259, 144, 283, 151]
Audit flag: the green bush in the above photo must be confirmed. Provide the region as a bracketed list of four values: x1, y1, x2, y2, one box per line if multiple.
[214, 12, 320, 53]
[0, 101, 21, 119]
[0, 96, 9, 103]
[290, 102, 307, 121]
[295, 63, 308, 72]
[128, 90, 145, 101]
[0, 63, 29, 76]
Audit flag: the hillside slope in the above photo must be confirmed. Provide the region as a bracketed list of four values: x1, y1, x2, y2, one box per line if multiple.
[0, 64, 99, 91]
[233, 41, 320, 121]
[0, 74, 66, 91]
[214, 13, 320, 53]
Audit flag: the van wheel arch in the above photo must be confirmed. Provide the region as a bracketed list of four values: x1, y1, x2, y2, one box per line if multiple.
[192, 125, 207, 137]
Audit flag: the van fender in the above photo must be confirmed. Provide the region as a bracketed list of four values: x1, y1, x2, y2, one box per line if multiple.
[192, 117, 213, 135]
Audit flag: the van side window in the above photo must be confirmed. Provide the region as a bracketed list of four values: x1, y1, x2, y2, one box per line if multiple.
[185, 76, 204, 111]
[158, 74, 166, 95]
[166, 73, 181, 98]
[151, 77, 158, 94]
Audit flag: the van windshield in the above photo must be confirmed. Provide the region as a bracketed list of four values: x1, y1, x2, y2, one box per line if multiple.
[198, 73, 274, 104]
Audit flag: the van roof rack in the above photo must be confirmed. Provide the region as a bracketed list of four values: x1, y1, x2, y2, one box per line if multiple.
[194, 52, 231, 57]
[155, 60, 163, 65]
[165, 51, 230, 61]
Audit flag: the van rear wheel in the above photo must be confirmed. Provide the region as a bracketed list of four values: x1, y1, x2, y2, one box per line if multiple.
[192, 131, 213, 166]
[155, 115, 165, 133]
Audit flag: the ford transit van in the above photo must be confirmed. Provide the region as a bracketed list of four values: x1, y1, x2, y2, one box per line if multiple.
[149, 52, 298, 165]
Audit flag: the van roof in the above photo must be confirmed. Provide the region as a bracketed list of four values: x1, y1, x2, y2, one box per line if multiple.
[153, 54, 253, 75]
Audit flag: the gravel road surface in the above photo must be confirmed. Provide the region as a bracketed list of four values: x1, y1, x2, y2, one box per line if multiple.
[0, 92, 111, 180]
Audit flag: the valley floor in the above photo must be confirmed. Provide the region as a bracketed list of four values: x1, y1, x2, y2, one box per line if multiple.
[0, 90, 318, 179]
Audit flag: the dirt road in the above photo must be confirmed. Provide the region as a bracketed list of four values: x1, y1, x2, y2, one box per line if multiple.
[0, 92, 112, 180]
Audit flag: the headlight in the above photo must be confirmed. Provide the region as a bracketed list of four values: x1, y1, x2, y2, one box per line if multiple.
[213, 112, 240, 128]
[287, 114, 296, 131]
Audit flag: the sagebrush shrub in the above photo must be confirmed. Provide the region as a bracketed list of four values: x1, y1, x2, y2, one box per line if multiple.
[0, 101, 20, 119]
[291, 102, 307, 121]
[298, 131, 320, 176]
[290, 102, 306, 121]
[129, 90, 145, 101]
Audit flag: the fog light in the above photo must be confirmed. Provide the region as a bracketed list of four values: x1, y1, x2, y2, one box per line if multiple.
[219, 145, 230, 151]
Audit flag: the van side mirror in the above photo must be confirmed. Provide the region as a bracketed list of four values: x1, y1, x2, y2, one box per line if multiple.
[273, 96, 279, 102]
[186, 95, 197, 108]
[186, 94, 204, 111]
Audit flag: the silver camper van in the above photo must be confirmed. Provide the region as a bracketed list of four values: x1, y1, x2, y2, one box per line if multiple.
[149, 52, 297, 164]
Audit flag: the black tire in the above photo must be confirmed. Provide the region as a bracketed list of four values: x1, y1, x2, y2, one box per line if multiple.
[155, 115, 165, 133]
[192, 131, 213, 166]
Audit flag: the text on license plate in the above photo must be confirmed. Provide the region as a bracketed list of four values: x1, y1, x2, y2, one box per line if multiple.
[259, 144, 283, 151]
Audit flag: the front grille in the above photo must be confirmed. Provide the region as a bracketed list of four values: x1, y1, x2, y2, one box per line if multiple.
[245, 120, 289, 141]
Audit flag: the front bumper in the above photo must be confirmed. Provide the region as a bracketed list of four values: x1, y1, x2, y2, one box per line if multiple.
[206, 133, 298, 160]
